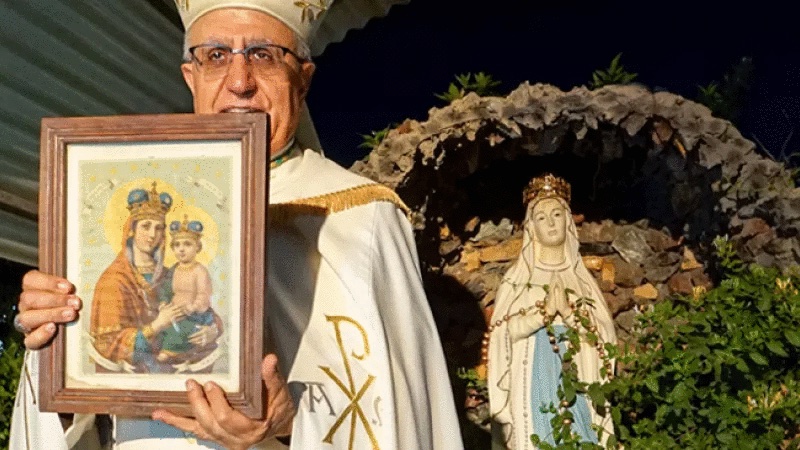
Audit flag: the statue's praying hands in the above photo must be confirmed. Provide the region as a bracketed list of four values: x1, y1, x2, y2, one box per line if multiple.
[546, 271, 571, 318]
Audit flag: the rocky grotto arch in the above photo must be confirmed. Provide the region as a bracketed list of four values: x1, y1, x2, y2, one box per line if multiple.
[350, 82, 800, 435]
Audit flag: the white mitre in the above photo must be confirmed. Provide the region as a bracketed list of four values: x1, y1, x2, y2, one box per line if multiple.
[173, 0, 407, 153]
[174, 0, 330, 50]
[173, 0, 408, 56]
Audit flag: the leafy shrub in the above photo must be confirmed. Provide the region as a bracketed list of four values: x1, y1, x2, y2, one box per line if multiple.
[359, 71, 503, 151]
[457, 367, 487, 390]
[435, 72, 502, 103]
[695, 56, 753, 124]
[358, 124, 395, 151]
[603, 236, 800, 449]
[589, 53, 637, 89]
[0, 259, 28, 447]
[525, 236, 800, 449]
[0, 341, 23, 448]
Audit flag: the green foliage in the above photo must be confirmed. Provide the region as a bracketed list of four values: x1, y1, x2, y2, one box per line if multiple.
[0, 259, 29, 446]
[456, 367, 487, 390]
[359, 71, 502, 153]
[435, 72, 502, 103]
[597, 236, 800, 449]
[527, 237, 800, 449]
[0, 342, 23, 448]
[358, 124, 395, 151]
[589, 53, 637, 89]
[696, 82, 725, 116]
[695, 56, 753, 124]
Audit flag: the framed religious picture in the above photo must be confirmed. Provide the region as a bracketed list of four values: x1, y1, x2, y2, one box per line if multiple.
[37, 113, 268, 418]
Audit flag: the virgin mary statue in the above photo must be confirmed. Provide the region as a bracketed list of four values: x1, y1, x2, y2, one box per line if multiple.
[486, 174, 616, 449]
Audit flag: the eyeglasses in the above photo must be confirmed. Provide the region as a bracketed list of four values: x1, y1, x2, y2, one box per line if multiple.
[187, 43, 303, 78]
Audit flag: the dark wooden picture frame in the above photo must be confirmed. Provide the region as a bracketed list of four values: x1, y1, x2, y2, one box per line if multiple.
[38, 113, 268, 418]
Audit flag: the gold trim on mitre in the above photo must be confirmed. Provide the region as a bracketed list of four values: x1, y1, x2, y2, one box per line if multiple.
[128, 182, 171, 222]
[270, 183, 409, 224]
[173, 0, 332, 44]
[523, 173, 571, 206]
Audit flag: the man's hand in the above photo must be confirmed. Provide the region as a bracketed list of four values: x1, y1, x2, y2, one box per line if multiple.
[153, 354, 295, 450]
[18, 270, 82, 349]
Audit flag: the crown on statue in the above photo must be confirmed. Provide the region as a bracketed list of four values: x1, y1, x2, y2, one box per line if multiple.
[523, 173, 571, 206]
[170, 215, 204, 241]
[127, 182, 172, 221]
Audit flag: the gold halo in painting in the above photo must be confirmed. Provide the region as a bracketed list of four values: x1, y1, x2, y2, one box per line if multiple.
[103, 179, 220, 266]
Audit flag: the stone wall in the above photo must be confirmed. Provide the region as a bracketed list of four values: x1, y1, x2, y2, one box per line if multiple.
[352, 83, 800, 270]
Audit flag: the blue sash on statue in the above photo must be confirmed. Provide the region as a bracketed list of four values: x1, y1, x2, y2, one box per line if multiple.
[530, 325, 598, 445]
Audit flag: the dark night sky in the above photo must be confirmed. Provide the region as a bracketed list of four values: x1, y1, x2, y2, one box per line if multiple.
[306, 0, 800, 167]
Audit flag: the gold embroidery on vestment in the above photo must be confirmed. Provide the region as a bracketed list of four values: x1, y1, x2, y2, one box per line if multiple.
[270, 183, 410, 224]
[319, 315, 380, 450]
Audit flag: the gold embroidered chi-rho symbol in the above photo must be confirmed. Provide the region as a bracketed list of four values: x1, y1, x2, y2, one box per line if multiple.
[319, 316, 380, 450]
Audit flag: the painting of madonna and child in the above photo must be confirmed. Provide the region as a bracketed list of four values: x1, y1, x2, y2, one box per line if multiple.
[62, 141, 243, 393]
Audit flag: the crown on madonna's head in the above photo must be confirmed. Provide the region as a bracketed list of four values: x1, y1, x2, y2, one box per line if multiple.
[127, 182, 172, 222]
[523, 173, 571, 206]
[170, 215, 204, 241]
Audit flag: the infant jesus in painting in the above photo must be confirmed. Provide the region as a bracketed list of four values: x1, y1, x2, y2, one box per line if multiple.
[157, 216, 215, 363]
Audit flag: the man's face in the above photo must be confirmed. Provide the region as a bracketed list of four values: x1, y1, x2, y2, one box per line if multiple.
[172, 237, 200, 264]
[133, 219, 166, 255]
[530, 198, 567, 248]
[181, 8, 315, 155]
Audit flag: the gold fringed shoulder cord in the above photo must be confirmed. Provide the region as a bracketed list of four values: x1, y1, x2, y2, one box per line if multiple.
[270, 183, 410, 225]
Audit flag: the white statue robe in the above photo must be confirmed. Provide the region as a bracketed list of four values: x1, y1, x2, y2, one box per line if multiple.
[10, 149, 462, 450]
[487, 212, 616, 450]
[488, 263, 615, 450]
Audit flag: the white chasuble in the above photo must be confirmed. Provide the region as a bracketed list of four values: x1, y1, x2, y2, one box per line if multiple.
[268, 150, 462, 450]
